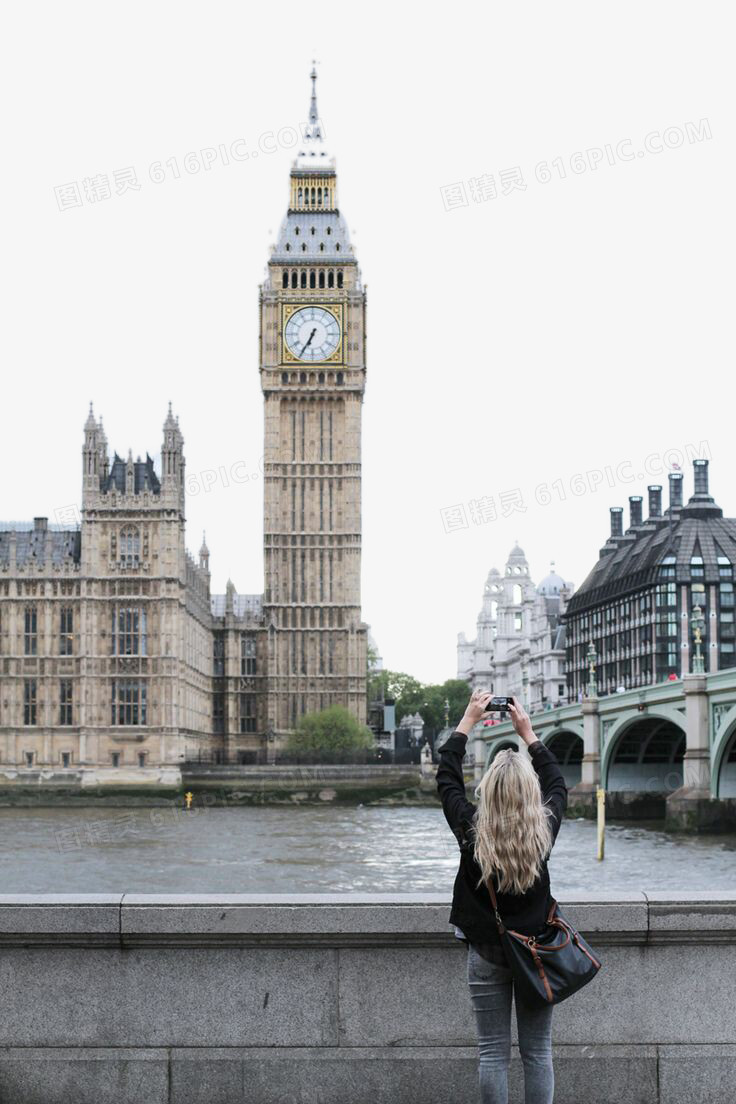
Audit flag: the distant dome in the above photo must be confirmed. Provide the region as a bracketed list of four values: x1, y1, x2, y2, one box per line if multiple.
[538, 570, 568, 597]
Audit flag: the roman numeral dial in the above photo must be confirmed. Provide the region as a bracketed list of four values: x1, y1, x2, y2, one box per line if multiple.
[283, 305, 341, 363]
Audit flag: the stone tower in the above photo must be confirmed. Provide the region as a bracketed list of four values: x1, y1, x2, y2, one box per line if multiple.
[259, 65, 368, 738]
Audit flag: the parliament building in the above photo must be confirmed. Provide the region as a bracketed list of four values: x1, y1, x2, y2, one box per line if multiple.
[0, 69, 368, 783]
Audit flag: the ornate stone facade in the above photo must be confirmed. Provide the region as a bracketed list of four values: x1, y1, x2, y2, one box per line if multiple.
[0, 70, 367, 782]
[457, 545, 573, 711]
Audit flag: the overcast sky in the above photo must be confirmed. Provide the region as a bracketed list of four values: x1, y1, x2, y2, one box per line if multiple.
[2, 2, 733, 685]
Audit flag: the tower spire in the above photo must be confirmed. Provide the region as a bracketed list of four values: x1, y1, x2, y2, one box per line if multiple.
[306, 60, 323, 141]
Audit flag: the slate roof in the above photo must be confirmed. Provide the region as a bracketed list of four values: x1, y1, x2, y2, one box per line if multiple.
[566, 497, 736, 613]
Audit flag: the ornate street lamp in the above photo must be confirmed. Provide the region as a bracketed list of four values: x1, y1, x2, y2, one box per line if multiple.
[690, 604, 706, 674]
[586, 640, 598, 698]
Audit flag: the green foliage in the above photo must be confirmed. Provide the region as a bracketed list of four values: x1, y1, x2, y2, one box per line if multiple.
[368, 668, 472, 732]
[287, 704, 375, 753]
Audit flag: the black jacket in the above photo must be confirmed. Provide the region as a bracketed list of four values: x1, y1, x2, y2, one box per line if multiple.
[436, 730, 568, 953]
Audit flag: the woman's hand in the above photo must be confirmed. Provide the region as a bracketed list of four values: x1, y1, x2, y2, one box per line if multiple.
[460, 688, 494, 727]
[508, 695, 537, 746]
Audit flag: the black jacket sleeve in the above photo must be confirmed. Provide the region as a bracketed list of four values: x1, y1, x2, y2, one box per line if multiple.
[527, 739, 568, 845]
[436, 730, 568, 852]
[435, 731, 477, 852]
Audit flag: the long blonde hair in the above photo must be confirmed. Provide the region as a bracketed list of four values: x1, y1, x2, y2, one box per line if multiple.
[472, 747, 555, 895]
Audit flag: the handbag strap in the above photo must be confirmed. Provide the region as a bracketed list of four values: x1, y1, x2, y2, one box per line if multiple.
[484, 873, 506, 934]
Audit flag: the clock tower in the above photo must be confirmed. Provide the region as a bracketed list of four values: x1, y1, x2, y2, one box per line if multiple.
[259, 66, 368, 743]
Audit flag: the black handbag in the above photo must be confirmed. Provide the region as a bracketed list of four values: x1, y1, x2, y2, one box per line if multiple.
[485, 875, 602, 1006]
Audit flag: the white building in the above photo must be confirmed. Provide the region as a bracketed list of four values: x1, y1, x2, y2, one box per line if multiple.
[457, 544, 574, 713]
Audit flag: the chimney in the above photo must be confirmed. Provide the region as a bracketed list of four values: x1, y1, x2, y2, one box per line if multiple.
[668, 472, 683, 511]
[647, 485, 662, 518]
[609, 507, 623, 538]
[628, 496, 643, 528]
[693, 458, 709, 496]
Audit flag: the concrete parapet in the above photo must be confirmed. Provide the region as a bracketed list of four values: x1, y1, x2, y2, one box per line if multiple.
[0, 892, 734, 1102]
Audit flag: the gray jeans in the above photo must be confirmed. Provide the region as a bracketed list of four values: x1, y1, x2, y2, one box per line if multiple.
[467, 942, 554, 1104]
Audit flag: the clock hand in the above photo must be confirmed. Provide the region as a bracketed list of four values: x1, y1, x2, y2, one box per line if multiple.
[299, 328, 318, 355]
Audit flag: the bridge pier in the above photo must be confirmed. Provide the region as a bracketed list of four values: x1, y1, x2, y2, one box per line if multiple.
[666, 674, 733, 831]
[567, 697, 601, 818]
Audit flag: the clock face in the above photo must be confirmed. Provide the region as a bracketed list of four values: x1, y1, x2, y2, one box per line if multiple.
[284, 306, 341, 362]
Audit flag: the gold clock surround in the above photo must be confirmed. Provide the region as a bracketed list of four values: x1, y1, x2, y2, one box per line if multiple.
[282, 302, 344, 365]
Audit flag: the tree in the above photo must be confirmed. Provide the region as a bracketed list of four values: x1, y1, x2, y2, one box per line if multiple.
[286, 704, 375, 756]
[395, 678, 471, 731]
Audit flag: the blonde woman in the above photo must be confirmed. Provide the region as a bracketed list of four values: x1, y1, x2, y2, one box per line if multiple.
[436, 690, 567, 1104]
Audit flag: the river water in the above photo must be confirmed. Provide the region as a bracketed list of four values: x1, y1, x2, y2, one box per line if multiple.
[0, 805, 734, 895]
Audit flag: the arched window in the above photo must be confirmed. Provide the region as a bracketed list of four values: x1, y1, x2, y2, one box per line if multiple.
[326, 226, 332, 235]
[336, 242, 341, 251]
[336, 371, 344, 385]
[318, 371, 325, 384]
[310, 187, 315, 205]
[512, 583, 523, 604]
[319, 243, 325, 252]
[309, 270, 316, 288]
[300, 271, 307, 288]
[281, 372, 288, 384]
[297, 187, 302, 205]
[300, 371, 307, 383]
[295, 226, 300, 236]
[318, 270, 325, 287]
[337, 272, 343, 288]
[311, 226, 316, 235]
[328, 270, 334, 288]
[291, 270, 297, 288]
[285, 243, 291, 252]
[282, 272, 288, 288]
[317, 188, 322, 206]
[324, 188, 330, 206]
[120, 527, 140, 567]
[301, 243, 307, 252]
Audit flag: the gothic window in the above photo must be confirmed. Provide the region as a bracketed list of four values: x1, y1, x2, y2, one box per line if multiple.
[317, 188, 322, 205]
[24, 606, 37, 655]
[285, 243, 291, 252]
[311, 226, 316, 235]
[282, 272, 288, 288]
[240, 633, 257, 676]
[297, 187, 302, 204]
[324, 188, 330, 206]
[59, 613, 73, 653]
[59, 680, 73, 725]
[326, 225, 332, 234]
[213, 635, 225, 676]
[282, 372, 288, 384]
[295, 226, 300, 235]
[111, 607, 147, 655]
[23, 679, 37, 725]
[318, 371, 325, 384]
[335, 243, 341, 252]
[300, 371, 307, 384]
[119, 527, 140, 567]
[301, 243, 307, 252]
[291, 271, 297, 288]
[328, 270, 334, 288]
[336, 371, 344, 385]
[309, 270, 316, 288]
[319, 243, 325, 254]
[301, 271, 307, 287]
[239, 693, 257, 733]
[337, 272, 343, 287]
[111, 679, 147, 725]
